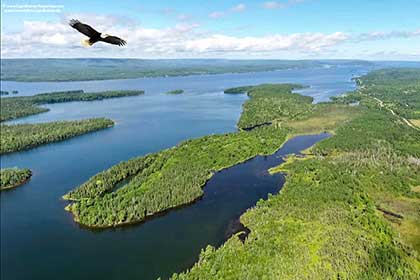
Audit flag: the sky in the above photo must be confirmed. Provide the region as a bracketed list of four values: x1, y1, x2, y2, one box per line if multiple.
[1, 0, 420, 60]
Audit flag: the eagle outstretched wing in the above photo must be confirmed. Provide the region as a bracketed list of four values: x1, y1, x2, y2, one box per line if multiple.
[69, 19, 100, 38]
[101, 35, 127, 46]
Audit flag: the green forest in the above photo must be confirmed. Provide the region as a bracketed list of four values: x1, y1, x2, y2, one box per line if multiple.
[357, 68, 420, 120]
[0, 90, 144, 122]
[1, 118, 114, 154]
[0, 90, 18, 95]
[225, 84, 312, 129]
[166, 89, 184, 94]
[0, 168, 32, 190]
[64, 125, 288, 227]
[1, 59, 371, 82]
[171, 68, 420, 279]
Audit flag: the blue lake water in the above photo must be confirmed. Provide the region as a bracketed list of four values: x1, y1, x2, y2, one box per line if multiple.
[1, 65, 374, 279]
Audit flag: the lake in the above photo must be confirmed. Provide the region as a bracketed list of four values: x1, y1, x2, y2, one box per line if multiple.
[1, 65, 372, 279]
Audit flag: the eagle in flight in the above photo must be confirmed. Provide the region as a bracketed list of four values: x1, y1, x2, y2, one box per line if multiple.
[69, 19, 126, 47]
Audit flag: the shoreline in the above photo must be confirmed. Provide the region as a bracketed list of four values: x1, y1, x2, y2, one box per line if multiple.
[1, 176, 32, 191]
[63, 83, 342, 229]
[1, 119, 115, 155]
[64, 132, 330, 230]
[64, 137, 291, 229]
[0, 68, 308, 83]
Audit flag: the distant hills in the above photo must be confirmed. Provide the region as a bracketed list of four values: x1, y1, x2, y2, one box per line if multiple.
[0, 58, 373, 82]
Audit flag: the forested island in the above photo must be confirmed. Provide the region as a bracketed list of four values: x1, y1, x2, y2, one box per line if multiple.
[64, 125, 288, 226]
[0, 90, 18, 96]
[166, 89, 184, 94]
[62, 68, 420, 279]
[1, 118, 114, 154]
[0, 90, 144, 122]
[0, 168, 32, 190]
[223, 86, 254, 94]
[0, 59, 372, 82]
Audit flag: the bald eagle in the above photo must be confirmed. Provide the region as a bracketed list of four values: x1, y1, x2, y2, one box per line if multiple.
[69, 19, 126, 47]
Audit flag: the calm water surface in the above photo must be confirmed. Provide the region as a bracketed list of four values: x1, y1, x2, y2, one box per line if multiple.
[1, 66, 368, 279]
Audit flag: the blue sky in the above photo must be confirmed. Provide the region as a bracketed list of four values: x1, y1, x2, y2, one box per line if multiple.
[1, 0, 420, 59]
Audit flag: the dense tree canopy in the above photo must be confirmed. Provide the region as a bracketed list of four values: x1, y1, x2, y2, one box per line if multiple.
[0, 168, 32, 190]
[166, 89, 184, 94]
[64, 125, 289, 227]
[225, 84, 312, 129]
[0, 90, 144, 122]
[1, 118, 114, 154]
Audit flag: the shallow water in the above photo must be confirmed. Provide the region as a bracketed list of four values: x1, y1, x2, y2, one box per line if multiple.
[1, 65, 369, 280]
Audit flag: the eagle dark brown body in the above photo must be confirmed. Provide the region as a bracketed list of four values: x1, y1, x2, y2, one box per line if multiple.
[69, 19, 126, 47]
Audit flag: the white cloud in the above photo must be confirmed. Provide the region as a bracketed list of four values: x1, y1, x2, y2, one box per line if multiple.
[184, 32, 348, 53]
[157, 8, 193, 23]
[210, 3, 246, 19]
[159, 8, 175, 16]
[263, 0, 305, 10]
[370, 50, 420, 60]
[208, 11, 225, 19]
[1, 14, 419, 59]
[357, 29, 420, 41]
[0, 18, 348, 58]
[232, 3, 246, 12]
[263, 1, 285, 9]
[177, 14, 191, 21]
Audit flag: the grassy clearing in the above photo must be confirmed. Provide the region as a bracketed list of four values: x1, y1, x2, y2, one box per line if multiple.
[410, 119, 420, 128]
[282, 103, 361, 134]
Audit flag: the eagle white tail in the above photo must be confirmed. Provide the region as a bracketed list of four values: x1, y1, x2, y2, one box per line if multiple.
[81, 39, 92, 47]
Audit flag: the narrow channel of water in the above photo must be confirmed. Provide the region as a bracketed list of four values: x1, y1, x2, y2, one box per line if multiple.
[150, 132, 330, 279]
[113, 133, 330, 280]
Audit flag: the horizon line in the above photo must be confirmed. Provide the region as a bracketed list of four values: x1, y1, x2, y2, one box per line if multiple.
[2, 57, 420, 62]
